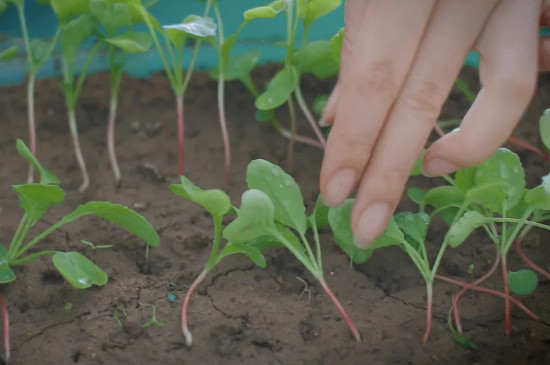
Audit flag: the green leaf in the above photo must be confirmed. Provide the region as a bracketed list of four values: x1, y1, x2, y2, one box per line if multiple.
[60, 13, 96, 65]
[449, 323, 478, 350]
[465, 182, 509, 207]
[243, 0, 286, 21]
[255, 66, 298, 110]
[219, 243, 267, 268]
[62, 202, 160, 248]
[219, 33, 237, 67]
[254, 109, 275, 123]
[246, 159, 307, 235]
[447, 211, 488, 247]
[30, 39, 51, 64]
[0, 45, 18, 62]
[52, 251, 107, 289]
[309, 195, 330, 229]
[394, 212, 429, 249]
[105, 32, 151, 53]
[223, 189, 277, 243]
[298, 0, 342, 28]
[16, 139, 60, 185]
[210, 50, 260, 81]
[410, 150, 426, 176]
[170, 176, 231, 219]
[0, 246, 16, 284]
[539, 109, 550, 152]
[13, 184, 65, 222]
[329, 27, 344, 64]
[525, 184, 550, 211]
[90, 0, 131, 34]
[0, 0, 7, 16]
[407, 188, 426, 208]
[328, 199, 372, 264]
[312, 94, 329, 116]
[368, 217, 405, 250]
[507, 269, 538, 295]
[292, 40, 338, 78]
[51, 0, 91, 24]
[424, 185, 465, 225]
[163, 15, 217, 38]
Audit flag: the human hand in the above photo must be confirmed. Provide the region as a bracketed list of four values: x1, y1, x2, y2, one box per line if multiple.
[319, 0, 543, 247]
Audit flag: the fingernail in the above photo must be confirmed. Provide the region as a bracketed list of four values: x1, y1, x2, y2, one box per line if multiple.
[355, 203, 391, 247]
[423, 158, 459, 177]
[323, 169, 356, 207]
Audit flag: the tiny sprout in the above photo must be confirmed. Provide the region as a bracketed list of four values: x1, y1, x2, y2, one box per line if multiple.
[64, 302, 73, 312]
[139, 302, 165, 328]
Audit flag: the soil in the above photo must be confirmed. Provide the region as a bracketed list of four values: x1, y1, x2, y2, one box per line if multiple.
[0, 66, 549, 365]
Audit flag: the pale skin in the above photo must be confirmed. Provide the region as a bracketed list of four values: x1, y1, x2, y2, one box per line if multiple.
[320, 0, 550, 247]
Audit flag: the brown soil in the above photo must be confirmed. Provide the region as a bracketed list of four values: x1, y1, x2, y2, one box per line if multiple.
[0, 67, 549, 365]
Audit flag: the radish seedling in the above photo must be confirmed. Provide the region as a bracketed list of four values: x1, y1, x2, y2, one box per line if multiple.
[171, 159, 360, 347]
[129, 0, 216, 177]
[0, 140, 160, 362]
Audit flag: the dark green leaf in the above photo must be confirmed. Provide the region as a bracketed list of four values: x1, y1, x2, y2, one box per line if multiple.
[508, 269, 538, 295]
[407, 188, 426, 208]
[449, 323, 478, 350]
[105, 32, 151, 53]
[52, 251, 107, 289]
[255, 66, 298, 110]
[246, 159, 307, 235]
[61, 202, 160, 248]
[219, 243, 267, 268]
[309, 195, 330, 229]
[0, 45, 18, 62]
[0, 0, 7, 16]
[394, 212, 429, 249]
[223, 189, 277, 243]
[254, 109, 275, 123]
[243, 0, 286, 20]
[539, 109, 550, 152]
[292, 40, 338, 78]
[328, 199, 372, 264]
[312, 94, 329, 116]
[13, 184, 65, 222]
[16, 139, 60, 184]
[368, 217, 405, 250]
[51, 0, 91, 24]
[0, 246, 16, 284]
[170, 176, 231, 219]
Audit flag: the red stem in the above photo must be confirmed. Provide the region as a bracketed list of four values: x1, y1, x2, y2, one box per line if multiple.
[501, 254, 511, 335]
[515, 238, 550, 281]
[181, 269, 208, 347]
[319, 278, 361, 342]
[176, 95, 185, 177]
[453, 248, 500, 334]
[435, 275, 538, 321]
[422, 281, 433, 343]
[507, 137, 550, 163]
[217, 78, 231, 188]
[0, 294, 10, 363]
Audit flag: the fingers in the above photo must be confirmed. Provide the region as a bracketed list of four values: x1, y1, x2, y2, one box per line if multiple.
[320, 0, 436, 207]
[424, 0, 540, 176]
[350, 0, 498, 245]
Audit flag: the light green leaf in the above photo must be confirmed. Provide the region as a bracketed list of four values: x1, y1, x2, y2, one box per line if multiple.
[507, 269, 537, 295]
[255, 66, 298, 110]
[394, 212, 429, 249]
[407, 188, 426, 208]
[292, 40, 338, 78]
[105, 32, 151, 53]
[243, 0, 286, 20]
[410, 150, 426, 176]
[52, 251, 107, 289]
[51, 0, 91, 24]
[312, 94, 329, 116]
[246, 159, 307, 235]
[368, 217, 405, 250]
[163, 15, 216, 38]
[16, 139, 60, 185]
[447, 211, 488, 247]
[328, 199, 372, 264]
[223, 189, 277, 243]
[210, 50, 260, 81]
[0, 246, 16, 284]
[0, 45, 18, 62]
[62, 202, 160, 247]
[30, 39, 51, 64]
[329, 27, 344, 64]
[13, 184, 65, 222]
[60, 13, 96, 65]
[298, 0, 342, 28]
[525, 184, 550, 211]
[539, 109, 550, 152]
[170, 176, 230, 219]
[90, 0, 131, 34]
[219, 243, 267, 268]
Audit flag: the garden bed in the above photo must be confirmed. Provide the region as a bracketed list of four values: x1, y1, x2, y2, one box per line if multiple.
[0, 67, 549, 365]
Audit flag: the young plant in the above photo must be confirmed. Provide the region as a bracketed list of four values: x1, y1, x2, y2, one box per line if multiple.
[171, 158, 360, 347]
[0, 140, 160, 361]
[4, 0, 61, 182]
[89, 0, 152, 183]
[128, 0, 216, 177]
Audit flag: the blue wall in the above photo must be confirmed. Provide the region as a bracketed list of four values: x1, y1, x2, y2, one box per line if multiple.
[0, 0, 344, 85]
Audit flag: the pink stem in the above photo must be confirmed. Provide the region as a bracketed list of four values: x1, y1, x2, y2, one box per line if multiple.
[508, 137, 550, 163]
[181, 269, 209, 347]
[453, 248, 500, 334]
[501, 254, 511, 335]
[27, 74, 36, 183]
[176, 95, 185, 177]
[435, 275, 538, 321]
[68, 108, 89, 192]
[217, 77, 231, 188]
[0, 294, 9, 363]
[422, 281, 433, 343]
[319, 278, 361, 342]
[293, 88, 326, 147]
[277, 128, 324, 149]
[515, 238, 550, 281]
[107, 97, 121, 183]
[434, 124, 445, 138]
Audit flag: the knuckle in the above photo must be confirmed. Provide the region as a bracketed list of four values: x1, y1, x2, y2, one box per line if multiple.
[399, 81, 443, 118]
[352, 61, 398, 98]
